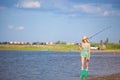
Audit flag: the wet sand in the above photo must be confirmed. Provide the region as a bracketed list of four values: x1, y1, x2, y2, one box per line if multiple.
[91, 50, 120, 53]
[88, 73, 120, 80]
[70, 50, 120, 54]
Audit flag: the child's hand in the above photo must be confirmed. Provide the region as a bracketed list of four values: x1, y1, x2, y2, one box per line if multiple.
[79, 43, 82, 47]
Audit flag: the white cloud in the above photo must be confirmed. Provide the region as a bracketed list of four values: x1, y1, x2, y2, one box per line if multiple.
[103, 10, 120, 16]
[16, 0, 41, 8]
[103, 11, 110, 16]
[73, 4, 111, 14]
[8, 25, 24, 30]
[73, 4, 99, 13]
[71, 3, 120, 17]
[8, 25, 14, 29]
[68, 14, 78, 17]
[14, 0, 120, 17]
[16, 26, 24, 30]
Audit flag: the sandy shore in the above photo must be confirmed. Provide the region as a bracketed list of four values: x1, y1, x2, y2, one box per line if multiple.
[71, 50, 120, 53]
[88, 73, 120, 80]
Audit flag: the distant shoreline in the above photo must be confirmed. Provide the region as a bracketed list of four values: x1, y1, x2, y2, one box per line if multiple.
[0, 44, 120, 53]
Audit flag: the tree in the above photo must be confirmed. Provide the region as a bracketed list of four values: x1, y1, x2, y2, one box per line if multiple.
[105, 37, 109, 45]
[100, 40, 103, 45]
[55, 41, 61, 44]
[55, 41, 66, 44]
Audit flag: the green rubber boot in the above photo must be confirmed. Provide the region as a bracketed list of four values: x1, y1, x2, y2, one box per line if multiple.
[80, 69, 88, 80]
[80, 69, 84, 76]
[85, 70, 88, 77]
[80, 69, 85, 80]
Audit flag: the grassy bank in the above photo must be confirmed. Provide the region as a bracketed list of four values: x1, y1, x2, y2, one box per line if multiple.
[106, 43, 120, 50]
[0, 44, 78, 51]
[0, 43, 120, 51]
[91, 43, 120, 50]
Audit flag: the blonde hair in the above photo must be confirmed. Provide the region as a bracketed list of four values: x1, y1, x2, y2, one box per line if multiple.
[82, 36, 89, 43]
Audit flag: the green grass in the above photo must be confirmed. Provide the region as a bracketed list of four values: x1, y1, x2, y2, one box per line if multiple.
[91, 43, 99, 47]
[91, 43, 120, 50]
[0, 43, 120, 51]
[0, 44, 78, 51]
[106, 43, 120, 50]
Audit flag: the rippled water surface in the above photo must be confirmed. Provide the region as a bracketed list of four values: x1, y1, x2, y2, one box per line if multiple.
[0, 50, 120, 80]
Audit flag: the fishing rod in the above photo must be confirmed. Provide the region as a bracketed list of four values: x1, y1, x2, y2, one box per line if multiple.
[88, 26, 112, 39]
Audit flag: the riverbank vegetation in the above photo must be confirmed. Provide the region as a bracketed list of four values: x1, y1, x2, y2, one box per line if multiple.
[0, 43, 119, 51]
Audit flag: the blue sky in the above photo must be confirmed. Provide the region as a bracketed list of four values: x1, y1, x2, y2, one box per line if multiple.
[0, 0, 120, 43]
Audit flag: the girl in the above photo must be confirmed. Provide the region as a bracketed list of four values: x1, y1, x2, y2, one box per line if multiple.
[79, 36, 90, 71]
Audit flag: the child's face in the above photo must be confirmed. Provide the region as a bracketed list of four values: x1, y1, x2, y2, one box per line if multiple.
[83, 39, 87, 43]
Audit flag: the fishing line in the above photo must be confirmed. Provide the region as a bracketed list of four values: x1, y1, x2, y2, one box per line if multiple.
[88, 26, 112, 39]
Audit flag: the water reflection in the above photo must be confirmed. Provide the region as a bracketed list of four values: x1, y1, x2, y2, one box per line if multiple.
[0, 50, 120, 80]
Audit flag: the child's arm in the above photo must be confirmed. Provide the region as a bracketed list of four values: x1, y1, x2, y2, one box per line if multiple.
[88, 43, 91, 59]
[79, 43, 82, 51]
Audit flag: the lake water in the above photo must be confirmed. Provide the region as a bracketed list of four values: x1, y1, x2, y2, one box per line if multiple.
[0, 50, 120, 80]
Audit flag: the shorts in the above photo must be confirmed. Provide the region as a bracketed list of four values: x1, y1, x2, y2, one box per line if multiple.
[80, 51, 89, 58]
